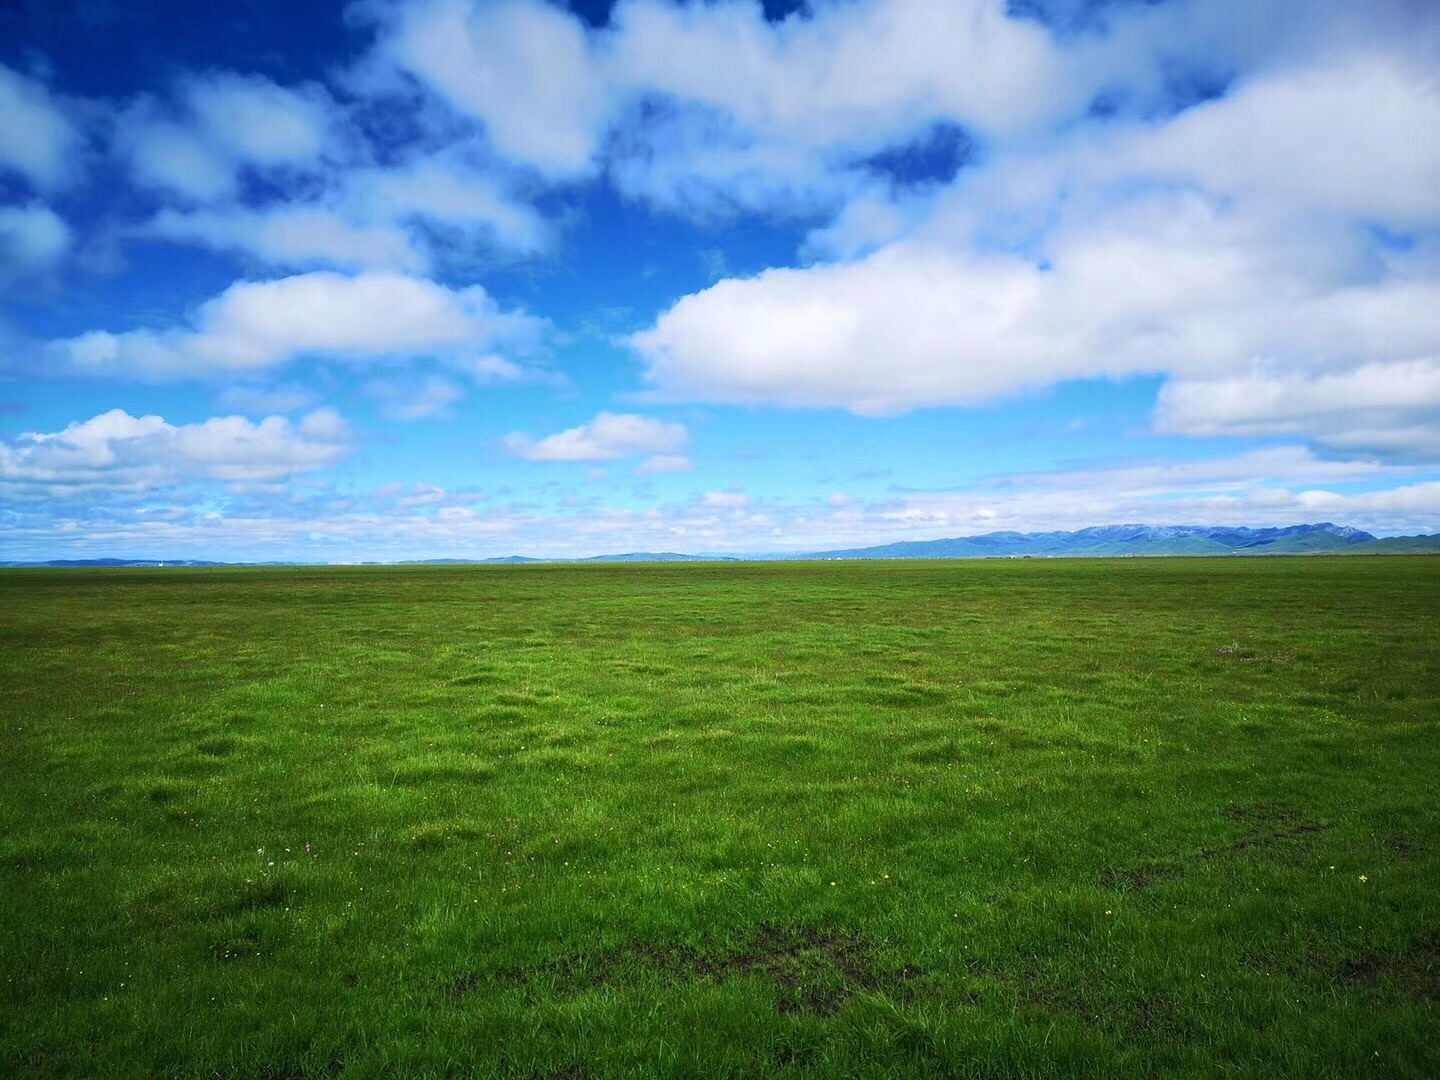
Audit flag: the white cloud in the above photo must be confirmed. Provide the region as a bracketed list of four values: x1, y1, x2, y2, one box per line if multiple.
[344, 158, 550, 253]
[52, 270, 544, 379]
[1156, 360, 1440, 461]
[216, 383, 318, 414]
[374, 0, 610, 178]
[359, 0, 1074, 196]
[701, 490, 749, 509]
[634, 198, 1440, 414]
[0, 65, 82, 189]
[180, 72, 334, 167]
[634, 453, 693, 475]
[502, 411, 687, 461]
[450, 354, 528, 384]
[440, 351, 569, 390]
[0, 407, 350, 495]
[116, 73, 338, 202]
[607, 0, 1067, 145]
[0, 203, 71, 271]
[977, 445, 1400, 499]
[560, 2, 1433, 467]
[366, 374, 465, 420]
[135, 155, 549, 271]
[115, 107, 236, 202]
[146, 206, 426, 271]
[841, 447, 1440, 543]
[364, 0, 1436, 223]
[1108, 52, 1440, 230]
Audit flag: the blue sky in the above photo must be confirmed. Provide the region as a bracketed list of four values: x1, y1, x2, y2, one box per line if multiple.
[2, 0, 1439, 561]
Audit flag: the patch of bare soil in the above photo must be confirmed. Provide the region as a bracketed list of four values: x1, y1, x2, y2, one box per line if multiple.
[448, 923, 928, 1016]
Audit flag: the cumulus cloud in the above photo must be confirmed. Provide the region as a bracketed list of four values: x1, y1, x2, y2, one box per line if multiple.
[501, 411, 687, 461]
[371, 0, 611, 179]
[145, 207, 425, 272]
[1155, 360, 1440, 461]
[0, 203, 71, 272]
[634, 453, 693, 475]
[364, 0, 1072, 183]
[366, 374, 465, 420]
[115, 73, 338, 202]
[116, 110, 234, 202]
[0, 64, 82, 189]
[181, 72, 335, 167]
[356, 0, 1440, 223]
[450, 354, 529, 384]
[350, 0, 1081, 217]
[0, 407, 351, 496]
[216, 383, 318, 415]
[633, 193, 1440, 415]
[606, 0, 1068, 144]
[52, 270, 544, 379]
[627, 21, 1440, 461]
[343, 158, 549, 253]
[701, 490, 749, 509]
[139, 155, 549, 272]
[1120, 52, 1440, 230]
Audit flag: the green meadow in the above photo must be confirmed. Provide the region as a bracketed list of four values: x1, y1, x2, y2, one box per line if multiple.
[2, 557, 1437, 1077]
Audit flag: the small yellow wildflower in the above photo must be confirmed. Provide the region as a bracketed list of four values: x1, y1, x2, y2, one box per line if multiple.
[1359, 875, 1368, 882]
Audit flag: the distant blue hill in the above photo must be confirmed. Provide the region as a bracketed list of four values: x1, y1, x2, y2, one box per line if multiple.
[778, 522, 1388, 560]
[4, 523, 1437, 567]
[1, 558, 231, 567]
[579, 552, 739, 563]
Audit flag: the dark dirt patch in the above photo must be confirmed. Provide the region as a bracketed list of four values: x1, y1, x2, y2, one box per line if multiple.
[255, 1061, 343, 1080]
[145, 781, 185, 803]
[1024, 983, 1189, 1044]
[448, 924, 927, 1016]
[1375, 832, 1422, 861]
[1213, 646, 1295, 664]
[1223, 801, 1297, 822]
[208, 878, 291, 919]
[770, 1042, 822, 1071]
[1098, 860, 1183, 891]
[607, 660, 674, 677]
[1213, 645, 1257, 661]
[1209, 802, 1327, 858]
[210, 926, 264, 962]
[1335, 933, 1440, 1000]
[1247, 933, 1440, 1002]
[1102, 803, 1328, 890]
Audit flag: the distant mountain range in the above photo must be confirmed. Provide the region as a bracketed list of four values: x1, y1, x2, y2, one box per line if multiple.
[775, 522, 1402, 559]
[5, 522, 1439, 567]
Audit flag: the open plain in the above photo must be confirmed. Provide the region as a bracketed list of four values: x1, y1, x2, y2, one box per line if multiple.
[2, 557, 1438, 1077]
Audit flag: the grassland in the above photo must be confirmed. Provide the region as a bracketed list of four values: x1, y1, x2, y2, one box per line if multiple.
[2, 557, 1437, 1077]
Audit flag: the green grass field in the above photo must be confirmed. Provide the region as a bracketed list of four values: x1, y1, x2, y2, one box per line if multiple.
[2, 557, 1437, 1077]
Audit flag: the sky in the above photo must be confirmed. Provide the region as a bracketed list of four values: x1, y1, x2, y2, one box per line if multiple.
[2, 0, 1439, 562]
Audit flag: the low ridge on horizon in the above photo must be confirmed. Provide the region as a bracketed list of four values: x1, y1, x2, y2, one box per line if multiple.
[9, 522, 1440, 568]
